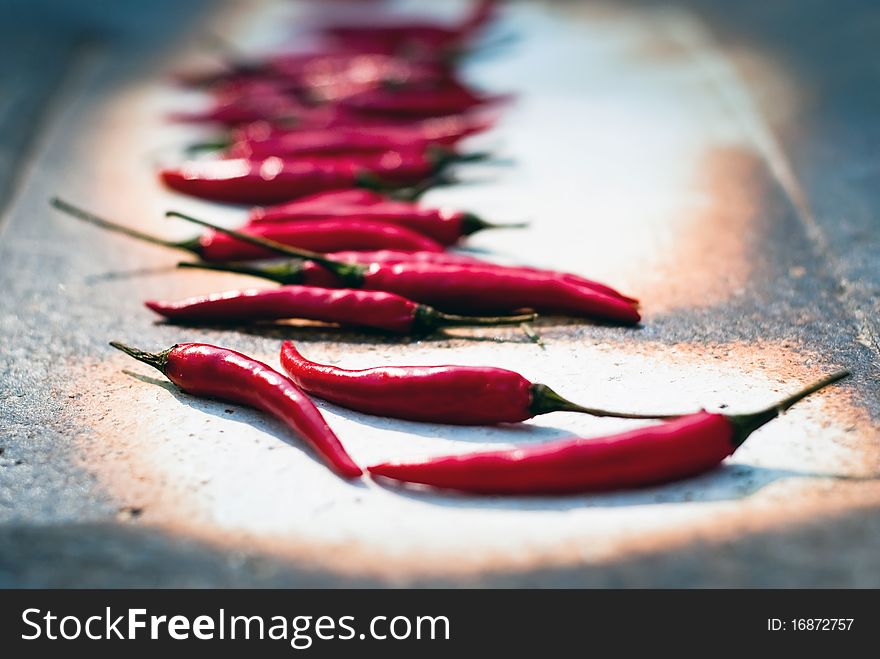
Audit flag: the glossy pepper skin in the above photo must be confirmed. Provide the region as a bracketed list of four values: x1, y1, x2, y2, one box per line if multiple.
[145, 286, 535, 335]
[368, 370, 850, 494]
[196, 218, 444, 261]
[279, 342, 669, 424]
[160, 155, 442, 204]
[313, 250, 638, 304]
[109, 342, 361, 478]
[282, 342, 531, 424]
[370, 413, 732, 494]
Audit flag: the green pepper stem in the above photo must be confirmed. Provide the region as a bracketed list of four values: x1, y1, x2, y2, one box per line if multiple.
[529, 384, 681, 419]
[529, 383, 680, 420]
[415, 306, 536, 331]
[109, 341, 174, 373]
[726, 369, 851, 448]
[427, 146, 493, 166]
[520, 322, 546, 350]
[177, 260, 305, 284]
[387, 172, 458, 201]
[185, 139, 232, 155]
[166, 210, 365, 286]
[459, 212, 529, 236]
[51, 198, 200, 253]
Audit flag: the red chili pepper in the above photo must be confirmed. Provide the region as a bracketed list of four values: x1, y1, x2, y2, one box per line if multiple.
[295, 57, 452, 105]
[169, 87, 316, 126]
[283, 188, 392, 208]
[230, 126, 468, 159]
[50, 199, 444, 261]
[324, 249, 482, 265]
[145, 286, 534, 334]
[322, 0, 498, 57]
[166, 213, 641, 324]
[314, 250, 638, 304]
[357, 262, 639, 322]
[337, 81, 504, 118]
[250, 196, 526, 246]
[279, 342, 673, 424]
[199, 52, 449, 96]
[160, 153, 449, 204]
[108, 341, 362, 478]
[237, 114, 493, 158]
[197, 219, 445, 260]
[368, 370, 850, 494]
[233, 113, 494, 150]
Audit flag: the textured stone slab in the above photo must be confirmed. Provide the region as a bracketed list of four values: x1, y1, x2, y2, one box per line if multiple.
[1, 0, 878, 587]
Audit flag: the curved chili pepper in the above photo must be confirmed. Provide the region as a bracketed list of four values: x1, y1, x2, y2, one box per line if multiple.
[165, 212, 641, 324]
[279, 342, 673, 424]
[50, 199, 444, 260]
[250, 197, 526, 246]
[160, 153, 453, 204]
[368, 370, 851, 494]
[145, 286, 535, 334]
[109, 341, 361, 478]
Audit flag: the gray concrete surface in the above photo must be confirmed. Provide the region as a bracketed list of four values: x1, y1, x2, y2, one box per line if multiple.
[1, 0, 878, 587]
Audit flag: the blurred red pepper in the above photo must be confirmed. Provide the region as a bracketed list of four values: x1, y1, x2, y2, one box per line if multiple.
[233, 113, 494, 147]
[160, 151, 459, 204]
[249, 195, 525, 246]
[321, 0, 499, 58]
[337, 80, 506, 118]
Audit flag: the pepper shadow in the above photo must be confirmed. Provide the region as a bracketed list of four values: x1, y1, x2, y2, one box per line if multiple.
[313, 397, 579, 444]
[119, 369, 369, 490]
[85, 265, 180, 284]
[151, 319, 537, 346]
[368, 464, 877, 512]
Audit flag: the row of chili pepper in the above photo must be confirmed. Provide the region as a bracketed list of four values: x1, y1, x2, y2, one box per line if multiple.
[67, 0, 849, 496]
[111, 339, 849, 493]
